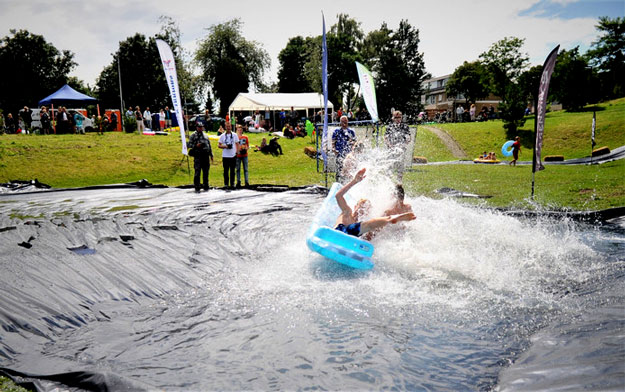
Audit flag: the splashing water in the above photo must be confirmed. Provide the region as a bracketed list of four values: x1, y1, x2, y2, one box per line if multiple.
[0, 177, 622, 390]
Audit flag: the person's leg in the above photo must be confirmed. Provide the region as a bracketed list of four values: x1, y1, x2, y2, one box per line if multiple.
[223, 158, 229, 187]
[202, 161, 209, 190]
[228, 158, 236, 187]
[360, 212, 416, 235]
[193, 159, 201, 191]
[236, 157, 242, 187]
[243, 156, 249, 185]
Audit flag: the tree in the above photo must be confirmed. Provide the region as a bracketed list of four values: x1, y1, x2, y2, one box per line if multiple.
[446, 61, 490, 106]
[518, 65, 543, 108]
[480, 37, 529, 133]
[586, 16, 625, 99]
[277, 36, 313, 92]
[195, 19, 269, 116]
[374, 20, 427, 121]
[96, 18, 198, 115]
[0, 29, 75, 116]
[96, 33, 168, 112]
[551, 47, 597, 111]
[327, 14, 364, 109]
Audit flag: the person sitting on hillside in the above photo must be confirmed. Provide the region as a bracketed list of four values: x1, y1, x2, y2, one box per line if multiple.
[255, 136, 283, 156]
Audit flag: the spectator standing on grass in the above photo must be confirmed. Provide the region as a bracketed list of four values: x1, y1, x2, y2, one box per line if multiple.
[135, 106, 144, 132]
[110, 111, 118, 131]
[279, 109, 286, 129]
[218, 122, 239, 189]
[143, 107, 152, 129]
[384, 110, 412, 180]
[456, 105, 464, 123]
[21, 106, 32, 132]
[289, 106, 298, 126]
[188, 125, 214, 192]
[40, 107, 51, 135]
[332, 115, 356, 183]
[164, 106, 171, 129]
[470, 104, 476, 121]
[235, 124, 250, 188]
[5, 112, 16, 133]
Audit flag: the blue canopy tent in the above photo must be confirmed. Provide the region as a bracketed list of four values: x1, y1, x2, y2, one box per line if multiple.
[39, 84, 97, 106]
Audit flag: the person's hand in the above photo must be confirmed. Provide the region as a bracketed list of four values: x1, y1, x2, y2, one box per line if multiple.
[354, 168, 366, 182]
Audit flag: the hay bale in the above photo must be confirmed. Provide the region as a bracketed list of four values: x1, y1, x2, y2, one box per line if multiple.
[544, 155, 564, 162]
[592, 146, 610, 157]
[413, 156, 428, 164]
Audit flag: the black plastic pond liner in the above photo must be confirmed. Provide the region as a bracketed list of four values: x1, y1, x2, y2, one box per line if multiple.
[1, 367, 151, 392]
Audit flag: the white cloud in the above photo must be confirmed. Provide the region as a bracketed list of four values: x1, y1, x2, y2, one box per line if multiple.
[0, 0, 610, 87]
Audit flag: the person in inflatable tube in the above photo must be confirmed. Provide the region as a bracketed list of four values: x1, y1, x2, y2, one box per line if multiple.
[334, 168, 416, 238]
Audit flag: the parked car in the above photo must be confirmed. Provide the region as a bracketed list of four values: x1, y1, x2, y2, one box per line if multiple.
[28, 108, 95, 133]
[187, 114, 224, 133]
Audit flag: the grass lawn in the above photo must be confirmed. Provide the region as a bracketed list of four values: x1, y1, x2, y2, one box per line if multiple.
[1, 98, 623, 211]
[434, 97, 625, 160]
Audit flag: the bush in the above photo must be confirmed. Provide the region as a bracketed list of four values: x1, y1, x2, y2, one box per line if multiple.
[123, 116, 137, 133]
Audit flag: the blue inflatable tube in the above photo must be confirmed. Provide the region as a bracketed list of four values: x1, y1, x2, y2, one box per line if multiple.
[306, 182, 375, 270]
[501, 140, 514, 157]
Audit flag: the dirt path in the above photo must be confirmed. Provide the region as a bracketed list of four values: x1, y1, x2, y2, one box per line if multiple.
[421, 125, 468, 159]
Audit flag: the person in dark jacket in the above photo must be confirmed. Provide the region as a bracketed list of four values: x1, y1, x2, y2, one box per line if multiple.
[188, 128, 214, 191]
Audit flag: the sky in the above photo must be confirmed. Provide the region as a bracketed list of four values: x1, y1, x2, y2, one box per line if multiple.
[1, 0, 623, 89]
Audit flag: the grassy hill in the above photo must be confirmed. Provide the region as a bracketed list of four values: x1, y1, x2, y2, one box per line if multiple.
[0, 98, 623, 211]
[427, 97, 625, 161]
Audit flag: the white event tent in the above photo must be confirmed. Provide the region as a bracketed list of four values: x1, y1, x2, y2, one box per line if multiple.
[228, 92, 334, 128]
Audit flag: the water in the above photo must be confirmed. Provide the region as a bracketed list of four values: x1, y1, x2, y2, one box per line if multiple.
[0, 184, 623, 391]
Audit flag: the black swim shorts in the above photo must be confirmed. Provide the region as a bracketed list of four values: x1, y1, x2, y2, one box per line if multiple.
[335, 222, 362, 237]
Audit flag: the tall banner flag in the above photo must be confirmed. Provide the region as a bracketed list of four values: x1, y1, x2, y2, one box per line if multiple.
[533, 44, 559, 172]
[156, 39, 188, 155]
[591, 111, 596, 147]
[355, 62, 378, 122]
[321, 12, 330, 164]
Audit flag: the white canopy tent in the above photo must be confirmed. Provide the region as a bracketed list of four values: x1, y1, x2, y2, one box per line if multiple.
[228, 93, 334, 129]
[229, 92, 333, 112]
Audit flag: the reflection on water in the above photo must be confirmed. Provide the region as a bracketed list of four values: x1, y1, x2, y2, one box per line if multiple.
[0, 185, 623, 391]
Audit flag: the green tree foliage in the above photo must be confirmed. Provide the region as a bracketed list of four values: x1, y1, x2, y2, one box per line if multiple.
[446, 61, 490, 105]
[96, 33, 167, 112]
[374, 20, 427, 121]
[327, 14, 364, 109]
[195, 18, 270, 116]
[96, 17, 197, 115]
[0, 29, 75, 116]
[277, 36, 313, 92]
[586, 16, 625, 99]
[551, 47, 597, 111]
[480, 37, 529, 133]
[518, 64, 543, 106]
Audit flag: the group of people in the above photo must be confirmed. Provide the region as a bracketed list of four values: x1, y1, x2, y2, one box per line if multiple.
[333, 110, 412, 183]
[329, 110, 416, 239]
[480, 151, 498, 160]
[0, 106, 114, 134]
[188, 120, 255, 192]
[125, 106, 173, 132]
[454, 104, 497, 123]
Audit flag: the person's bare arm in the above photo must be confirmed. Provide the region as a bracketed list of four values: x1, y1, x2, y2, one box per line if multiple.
[335, 168, 365, 214]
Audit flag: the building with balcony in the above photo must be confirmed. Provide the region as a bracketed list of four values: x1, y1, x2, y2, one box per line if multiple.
[421, 74, 501, 121]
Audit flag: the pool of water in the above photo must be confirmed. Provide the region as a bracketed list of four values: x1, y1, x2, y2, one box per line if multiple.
[0, 185, 623, 391]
